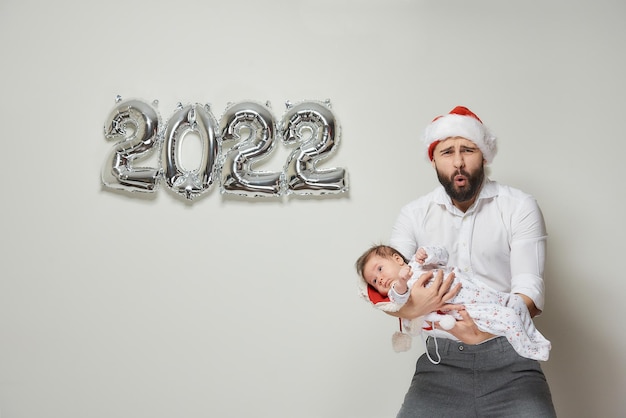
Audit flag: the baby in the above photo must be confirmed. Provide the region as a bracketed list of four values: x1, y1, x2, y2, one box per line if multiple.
[356, 244, 551, 362]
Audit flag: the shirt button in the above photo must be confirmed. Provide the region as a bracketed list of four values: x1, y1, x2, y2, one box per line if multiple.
[458, 345, 464, 351]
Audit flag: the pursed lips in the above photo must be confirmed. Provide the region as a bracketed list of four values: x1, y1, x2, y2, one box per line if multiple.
[454, 174, 467, 186]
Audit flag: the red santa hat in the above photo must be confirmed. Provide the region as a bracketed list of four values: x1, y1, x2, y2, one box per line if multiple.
[423, 106, 497, 164]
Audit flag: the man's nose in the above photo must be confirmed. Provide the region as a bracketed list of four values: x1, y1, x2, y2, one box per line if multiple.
[453, 151, 464, 168]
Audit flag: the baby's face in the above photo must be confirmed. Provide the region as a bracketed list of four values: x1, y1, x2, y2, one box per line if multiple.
[363, 254, 404, 296]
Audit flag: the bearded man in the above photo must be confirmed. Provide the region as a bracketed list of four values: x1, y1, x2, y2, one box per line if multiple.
[387, 106, 556, 418]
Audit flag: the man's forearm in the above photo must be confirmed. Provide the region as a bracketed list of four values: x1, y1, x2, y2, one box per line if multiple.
[516, 293, 540, 317]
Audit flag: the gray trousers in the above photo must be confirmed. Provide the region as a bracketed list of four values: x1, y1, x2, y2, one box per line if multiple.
[396, 337, 556, 418]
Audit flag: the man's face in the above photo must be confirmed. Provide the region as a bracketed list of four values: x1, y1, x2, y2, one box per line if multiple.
[431, 137, 485, 205]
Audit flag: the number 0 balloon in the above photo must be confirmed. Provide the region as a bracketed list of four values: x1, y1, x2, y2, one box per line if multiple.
[162, 103, 220, 200]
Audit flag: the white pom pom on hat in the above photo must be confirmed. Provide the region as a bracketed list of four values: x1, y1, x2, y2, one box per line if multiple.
[392, 331, 412, 352]
[423, 106, 498, 164]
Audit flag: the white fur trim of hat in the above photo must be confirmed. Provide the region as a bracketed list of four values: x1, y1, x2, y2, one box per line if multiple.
[357, 274, 402, 313]
[423, 106, 498, 164]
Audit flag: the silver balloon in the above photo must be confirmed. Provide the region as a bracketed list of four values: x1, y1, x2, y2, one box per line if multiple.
[219, 101, 281, 197]
[279, 100, 348, 195]
[101, 98, 162, 192]
[162, 103, 219, 200]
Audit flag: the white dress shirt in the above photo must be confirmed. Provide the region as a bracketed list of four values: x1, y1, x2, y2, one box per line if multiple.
[390, 178, 547, 312]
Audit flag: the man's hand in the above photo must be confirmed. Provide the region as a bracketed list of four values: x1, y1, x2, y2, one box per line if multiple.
[387, 269, 462, 320]
[441, 309, 495, 344]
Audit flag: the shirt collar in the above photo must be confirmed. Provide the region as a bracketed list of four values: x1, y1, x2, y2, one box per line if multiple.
[433, 178, 497, 214]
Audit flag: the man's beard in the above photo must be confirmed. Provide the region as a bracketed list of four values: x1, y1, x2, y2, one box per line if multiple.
[436, 165, 484, 203]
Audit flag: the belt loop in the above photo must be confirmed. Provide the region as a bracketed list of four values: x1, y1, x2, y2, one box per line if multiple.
[427, 336, 449, 354]
[497, 336, 506, 352]
[438, 337, 450, 355]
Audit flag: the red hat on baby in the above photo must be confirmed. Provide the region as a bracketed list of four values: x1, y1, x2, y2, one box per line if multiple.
[423, 106, 498, 164]
[357, 271, 398, 312]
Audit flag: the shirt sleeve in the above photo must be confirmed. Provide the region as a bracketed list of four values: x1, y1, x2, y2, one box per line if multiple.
[390, 204, 419, 260]
[509, 196, 548, 312]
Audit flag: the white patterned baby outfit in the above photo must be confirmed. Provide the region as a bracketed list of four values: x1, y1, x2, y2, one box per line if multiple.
[359, 246, 551, 361]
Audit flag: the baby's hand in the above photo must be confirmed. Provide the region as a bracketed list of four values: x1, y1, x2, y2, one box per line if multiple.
[394, 265, 412, 295]
[399, 265, 412, 283]
[415, 247, 428, 265]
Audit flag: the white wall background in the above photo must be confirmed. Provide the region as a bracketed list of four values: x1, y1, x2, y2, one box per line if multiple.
[1, 1, 624, 417]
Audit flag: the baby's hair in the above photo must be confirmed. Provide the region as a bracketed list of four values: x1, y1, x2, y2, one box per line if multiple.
[355, 244, 408, 278]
